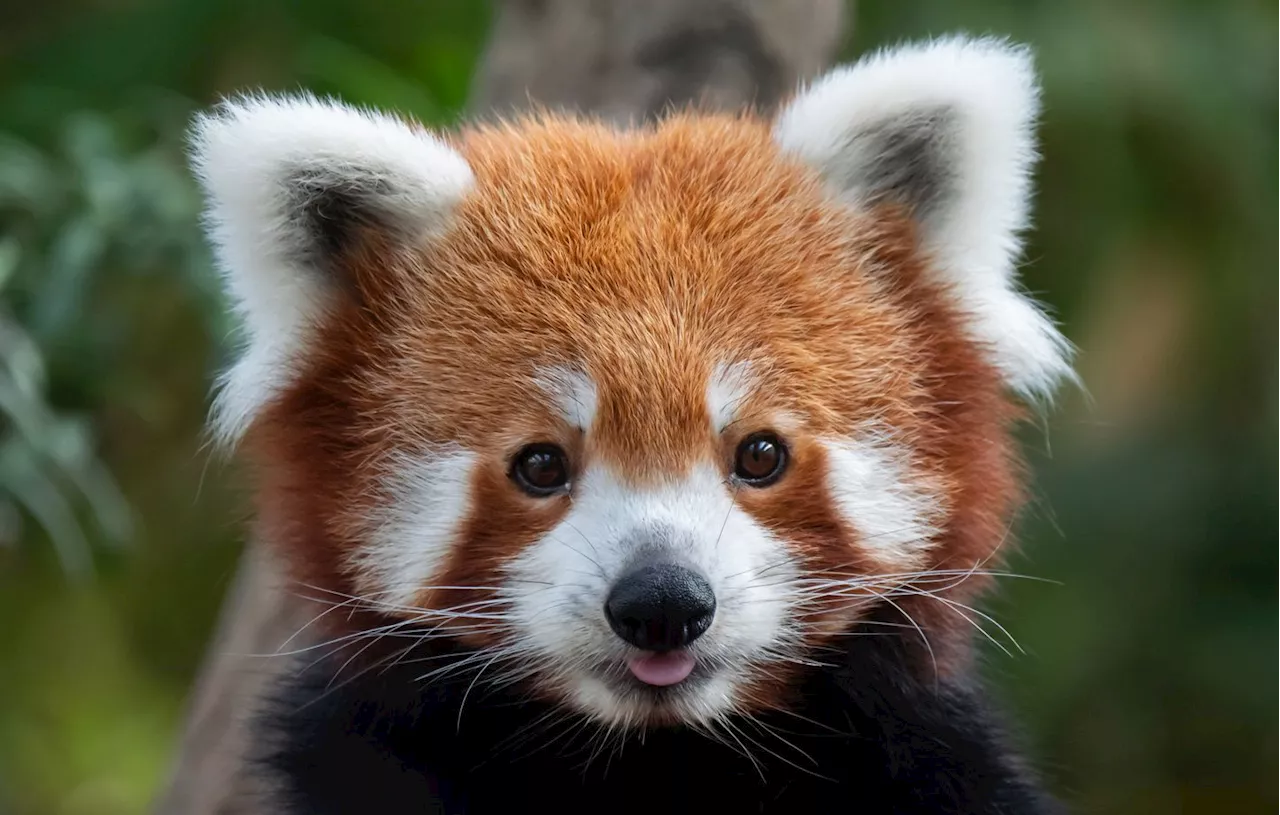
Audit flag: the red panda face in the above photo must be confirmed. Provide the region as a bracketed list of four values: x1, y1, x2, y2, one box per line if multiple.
[192, 38, 1071, 727]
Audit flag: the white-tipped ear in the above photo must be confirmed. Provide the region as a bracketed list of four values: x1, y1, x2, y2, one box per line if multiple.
[774, 36, 1073, 400]
[190, 94, 473, 445]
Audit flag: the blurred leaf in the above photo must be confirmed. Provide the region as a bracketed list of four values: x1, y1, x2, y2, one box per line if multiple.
[296, 33, 444, 121]
[0, 99, 223, 575]
[0, 238, 20, 290]
[33, 215, 105, 339]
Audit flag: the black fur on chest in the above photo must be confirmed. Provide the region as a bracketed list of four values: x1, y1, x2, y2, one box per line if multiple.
[252, 635, 1060, 814]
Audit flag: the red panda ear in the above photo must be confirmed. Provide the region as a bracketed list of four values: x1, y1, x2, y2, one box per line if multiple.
[189, 94, 473, 446]
[773, 36, 1074, 402]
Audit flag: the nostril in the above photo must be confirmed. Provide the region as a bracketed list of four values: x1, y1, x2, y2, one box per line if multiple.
[604, 563, 717, 652]
[686, 607, 714, 640]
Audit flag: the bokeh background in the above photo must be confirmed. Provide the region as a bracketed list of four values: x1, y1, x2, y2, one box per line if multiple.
[0, 1, 1275, 813]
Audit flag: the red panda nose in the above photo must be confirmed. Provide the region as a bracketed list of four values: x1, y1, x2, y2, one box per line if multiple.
[604, 563, 717, 652]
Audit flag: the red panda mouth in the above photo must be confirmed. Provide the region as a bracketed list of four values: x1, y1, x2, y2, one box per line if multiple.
[626, 650, 696, 686]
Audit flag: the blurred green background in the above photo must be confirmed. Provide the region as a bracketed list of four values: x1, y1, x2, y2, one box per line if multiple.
[0, 1, 1274, 813]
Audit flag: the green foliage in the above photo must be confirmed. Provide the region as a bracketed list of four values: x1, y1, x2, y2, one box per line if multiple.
[0, 101, 225, 577]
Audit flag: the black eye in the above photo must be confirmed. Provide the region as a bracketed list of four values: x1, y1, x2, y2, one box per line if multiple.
[511, 444, 571, 496]
[733, 433, 788, 486]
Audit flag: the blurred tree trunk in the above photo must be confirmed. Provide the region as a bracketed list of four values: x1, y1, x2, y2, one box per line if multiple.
[153, 2, 846, 812]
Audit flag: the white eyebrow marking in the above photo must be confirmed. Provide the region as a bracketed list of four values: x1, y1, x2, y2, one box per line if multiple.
[534, 365, 598, 430]
[707, 361, 755, 433]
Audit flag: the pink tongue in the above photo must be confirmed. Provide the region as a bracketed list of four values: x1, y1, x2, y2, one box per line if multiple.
[627, 651, 695, 686]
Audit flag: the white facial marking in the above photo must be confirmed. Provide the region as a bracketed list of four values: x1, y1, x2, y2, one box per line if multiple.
[820, 434, 946, 569]
[505, 463, 800, 725]
[352, 446, 477, 608]
[534, 365, 599, 430]
[706, 361, 755, 433]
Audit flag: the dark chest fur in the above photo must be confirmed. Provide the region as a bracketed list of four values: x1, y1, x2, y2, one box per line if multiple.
[254, 636, 1060, 814]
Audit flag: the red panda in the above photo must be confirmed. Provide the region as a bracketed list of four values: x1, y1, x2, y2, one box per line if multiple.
[191, 36, 1071, 814]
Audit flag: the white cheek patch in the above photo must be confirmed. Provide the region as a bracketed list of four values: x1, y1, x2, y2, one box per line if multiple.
[820, 434, 947, 570]
[351, 446, 477, 608]
[534, 365, 599, 430]
[504, 463, 800, 721]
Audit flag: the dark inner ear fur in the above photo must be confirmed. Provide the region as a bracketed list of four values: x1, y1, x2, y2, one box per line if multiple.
[285, 169, 396, 273]
[837, 105, 959, 225]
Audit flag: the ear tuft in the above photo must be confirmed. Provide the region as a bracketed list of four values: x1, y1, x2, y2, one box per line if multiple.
[189, 94, 473, 446]
[774, 36, 1074, 400]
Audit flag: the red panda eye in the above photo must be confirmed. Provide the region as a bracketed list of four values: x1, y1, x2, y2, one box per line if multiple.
[733, 433, 787, 486]
[511, 444, 571, 496]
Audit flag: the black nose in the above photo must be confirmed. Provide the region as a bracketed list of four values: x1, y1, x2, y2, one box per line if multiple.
[605, 563, 716, 651]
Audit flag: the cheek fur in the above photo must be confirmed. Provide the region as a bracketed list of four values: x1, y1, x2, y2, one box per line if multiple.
[735, 437, 866, 573]
[350, 446, 477, 609]
[735, 433, 947, 640]
[434, 463, 571, 646]
[820, 432, 947, 572]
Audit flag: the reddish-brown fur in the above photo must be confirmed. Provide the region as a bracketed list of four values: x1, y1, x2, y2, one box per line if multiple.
[244, 110, 1024, 701]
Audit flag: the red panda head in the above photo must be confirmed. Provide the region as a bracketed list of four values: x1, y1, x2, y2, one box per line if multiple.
[192, 37, 1072, 727]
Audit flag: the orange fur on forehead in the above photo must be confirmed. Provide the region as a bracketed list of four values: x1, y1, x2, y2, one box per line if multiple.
[364, 113, 933, 469]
